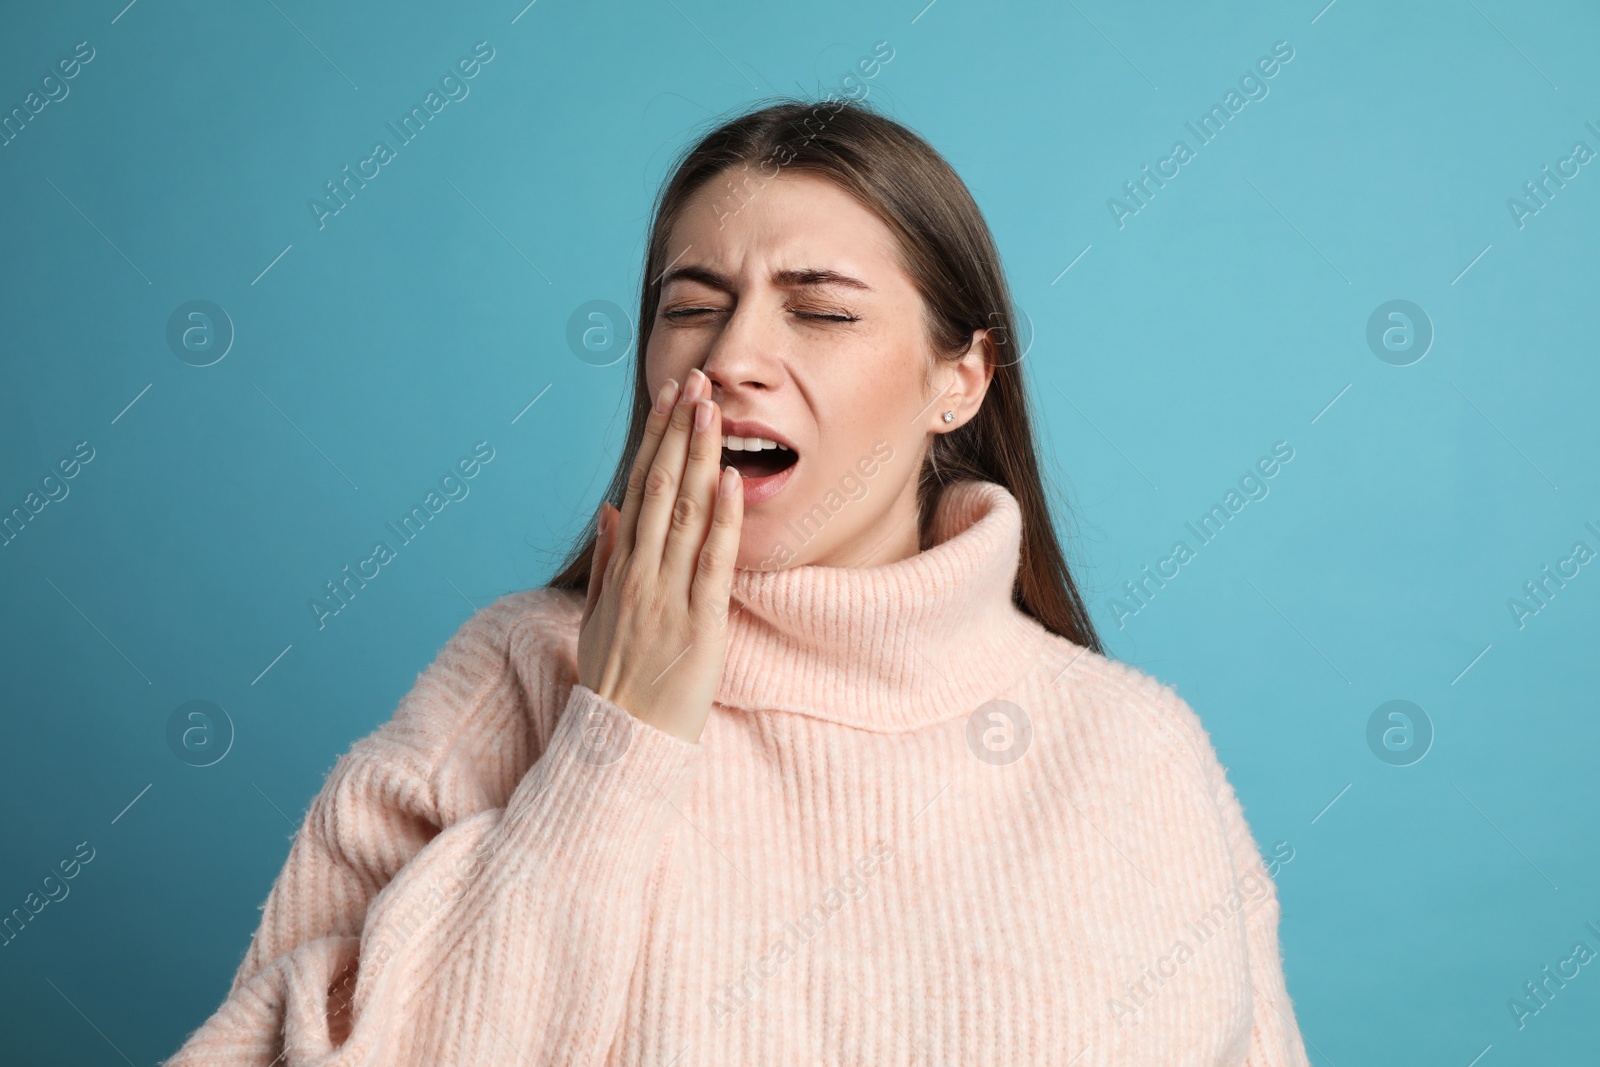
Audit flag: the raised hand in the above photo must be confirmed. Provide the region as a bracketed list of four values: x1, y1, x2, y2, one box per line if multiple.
[576, 368, 743, 744]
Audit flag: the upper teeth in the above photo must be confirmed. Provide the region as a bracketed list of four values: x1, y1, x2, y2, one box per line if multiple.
[722, 435, 792, 452]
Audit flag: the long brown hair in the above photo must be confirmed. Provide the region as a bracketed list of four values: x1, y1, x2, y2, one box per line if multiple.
[546, 96, 1103, 655]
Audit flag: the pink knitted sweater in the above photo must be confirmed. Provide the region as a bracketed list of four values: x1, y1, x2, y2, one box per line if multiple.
[166, 478, 1311, 1066]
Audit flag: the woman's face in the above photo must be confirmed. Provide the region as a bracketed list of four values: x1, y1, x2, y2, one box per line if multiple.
[645, 168, 990, 571]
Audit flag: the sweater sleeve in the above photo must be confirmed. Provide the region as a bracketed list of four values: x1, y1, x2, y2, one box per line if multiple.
[164, 603, 702, 1066]
[1211, 759, 1312, 1067]
[219, 602, 528, 996]
[1155, 689, 1312, 1067]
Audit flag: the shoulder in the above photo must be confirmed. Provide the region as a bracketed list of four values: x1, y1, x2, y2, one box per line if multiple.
[456, 584, 585, 657]
[1027, 636, 1265, 876]
[400, 585, 583, 709]
[1032, 633, 1226, 797]
[354, 585, 587, 785]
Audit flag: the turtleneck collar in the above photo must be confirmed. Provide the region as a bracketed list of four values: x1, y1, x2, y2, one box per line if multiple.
[715, 478, 1050, 733]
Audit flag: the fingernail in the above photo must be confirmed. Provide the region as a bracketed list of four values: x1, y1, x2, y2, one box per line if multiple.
[655, 379, 678, 414]
[685, 368, 706, 402]
[694, 397, 712, 431]
[719, 465, 739, 499]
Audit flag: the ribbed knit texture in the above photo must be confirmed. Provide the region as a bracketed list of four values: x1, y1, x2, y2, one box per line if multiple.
[165, 478, 1312, 1066]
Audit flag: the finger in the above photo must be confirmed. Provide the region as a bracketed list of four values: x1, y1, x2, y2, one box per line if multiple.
[631, 379, 700, 573]
[690, 464, 743, 629]
[582, 502, 613, 628]
[660, 395, 724, 592]
[616, 377, 680, 562]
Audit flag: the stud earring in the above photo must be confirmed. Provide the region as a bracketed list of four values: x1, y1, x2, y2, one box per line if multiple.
[942, 410, 955, 423]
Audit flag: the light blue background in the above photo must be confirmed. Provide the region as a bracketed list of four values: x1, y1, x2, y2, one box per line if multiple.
[2, 0, 1597, 1062]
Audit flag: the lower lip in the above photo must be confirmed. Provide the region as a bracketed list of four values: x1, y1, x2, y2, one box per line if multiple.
[731, 457, 798, 506]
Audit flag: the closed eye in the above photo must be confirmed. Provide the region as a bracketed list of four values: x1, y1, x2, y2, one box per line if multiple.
[663, 308, 858, 323]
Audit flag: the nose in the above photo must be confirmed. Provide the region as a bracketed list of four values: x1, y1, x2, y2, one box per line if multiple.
[698, 301, 778, 396]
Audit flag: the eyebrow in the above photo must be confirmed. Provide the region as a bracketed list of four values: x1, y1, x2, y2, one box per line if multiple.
[659, 264, 873, 293]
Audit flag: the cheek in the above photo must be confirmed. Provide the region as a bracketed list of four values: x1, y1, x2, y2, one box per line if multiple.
[828, 346, 924, 434]
[643, 333, 664, 381]
[642, 338, 683, 400]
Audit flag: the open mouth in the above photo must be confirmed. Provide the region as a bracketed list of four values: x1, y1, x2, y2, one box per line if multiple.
[720, 436, 800, 480]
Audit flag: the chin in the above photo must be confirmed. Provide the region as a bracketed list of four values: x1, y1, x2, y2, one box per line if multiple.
[733, 515, 800, 574]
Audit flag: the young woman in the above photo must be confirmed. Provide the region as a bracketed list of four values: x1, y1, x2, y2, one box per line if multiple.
[168, 99, 1310, 1066]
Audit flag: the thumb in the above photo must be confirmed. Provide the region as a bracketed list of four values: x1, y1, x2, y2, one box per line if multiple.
[583, 502, 614, 627]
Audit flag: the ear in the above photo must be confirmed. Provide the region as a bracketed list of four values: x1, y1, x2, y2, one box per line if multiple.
[931, 328, 997, 433]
